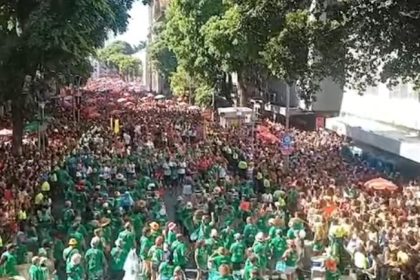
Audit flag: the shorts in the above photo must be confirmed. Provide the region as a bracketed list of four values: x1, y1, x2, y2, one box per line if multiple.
[284, 266, 297, 275]
[232, 262, 242, 271]
[152, 263, 159, 272]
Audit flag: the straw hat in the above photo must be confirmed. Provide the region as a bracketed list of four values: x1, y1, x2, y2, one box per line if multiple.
[68, 238, 78, 246]
[99, 217, 111, 227]
[168, 222, 177, 231]
[116, 173, 125, 180]
[136, 200, 147, 208]
[149, 222, 160, 231]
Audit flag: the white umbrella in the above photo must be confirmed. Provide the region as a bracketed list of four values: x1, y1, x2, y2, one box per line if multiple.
[188, 105, 200, 110]
[155, 94, 166, 100]
[117, 98, 127, 103]
[0, 129, 12, 136]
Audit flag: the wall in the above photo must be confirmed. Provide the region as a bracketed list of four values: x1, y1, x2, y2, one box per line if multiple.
[340, 82, 420, 130]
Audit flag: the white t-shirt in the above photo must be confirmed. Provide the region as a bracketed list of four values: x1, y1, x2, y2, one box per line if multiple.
[163, 162, 171, 176]
[178, 161, 186, 174]
[123, 133, 131, 145]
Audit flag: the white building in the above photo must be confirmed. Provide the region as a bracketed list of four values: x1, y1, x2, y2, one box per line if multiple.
[326, 82, 420, 163]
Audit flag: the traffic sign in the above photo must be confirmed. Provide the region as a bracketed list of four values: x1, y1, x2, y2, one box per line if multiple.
[280, 133, 294, 155]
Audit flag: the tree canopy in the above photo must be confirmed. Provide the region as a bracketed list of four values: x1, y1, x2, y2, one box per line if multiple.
[147, 0, 420, 106]
[0, 0, 134, 153]
[97, 40, 144, 79]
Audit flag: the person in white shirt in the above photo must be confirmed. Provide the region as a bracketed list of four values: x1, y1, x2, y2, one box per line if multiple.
[177, 160, 187, 183]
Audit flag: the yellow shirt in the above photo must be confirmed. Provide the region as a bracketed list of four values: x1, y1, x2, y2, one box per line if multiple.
[41, 181, 50, 192]
[35, 193, 44, 205]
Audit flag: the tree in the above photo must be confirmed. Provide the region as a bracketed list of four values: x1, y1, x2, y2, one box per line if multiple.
[148, 20, 178, 82]
[164, 0, 225, 94]
[0, 0, 134, 154]
[336, 0, 420, 91]
[98, 40, 143, 80]
[261, 6, 346, 106]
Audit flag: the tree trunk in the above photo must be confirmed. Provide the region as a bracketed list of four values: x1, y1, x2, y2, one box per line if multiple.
[237, 71, 249, 107]
[12, 98, 24, 156]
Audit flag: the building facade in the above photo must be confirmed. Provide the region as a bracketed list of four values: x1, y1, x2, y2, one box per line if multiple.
[326, 82, 420, 163]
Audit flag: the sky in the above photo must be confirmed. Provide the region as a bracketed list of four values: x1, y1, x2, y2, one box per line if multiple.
[106, 2, 149, 61]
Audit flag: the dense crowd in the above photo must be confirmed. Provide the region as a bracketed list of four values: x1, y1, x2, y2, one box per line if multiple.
[0, 87, 418, 280]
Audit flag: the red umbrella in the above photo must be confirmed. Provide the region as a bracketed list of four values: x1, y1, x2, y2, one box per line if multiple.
[364, 177, 399, 192]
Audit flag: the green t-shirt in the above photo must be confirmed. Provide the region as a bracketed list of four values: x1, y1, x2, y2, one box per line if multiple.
[270, 236, 287, 259]
[159, 262, 175, 278]
[66, 262, 84, 280]
[149, 245, 164, 265]
[230, 241, 245, 264]
[140, 236, 153, 260]
[85, 248, 106, 273]
[195, 247, 208, 270]
[110, 247, 127, 271]
[173, 242, 187, 267]
[212, 255, 231, 270]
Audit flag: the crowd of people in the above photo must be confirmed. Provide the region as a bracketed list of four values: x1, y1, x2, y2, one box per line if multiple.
[0, 84, 418, 280]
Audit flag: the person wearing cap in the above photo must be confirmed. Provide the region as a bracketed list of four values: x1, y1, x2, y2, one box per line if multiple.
[270, 229, 287, 277]
[166, 222, 177, 247]
[68, 223, 86, 252]
[66, 253, 84, 280]
[63, 239, 79, 265]
[230, 233, 246, 274]
[252, 233, 268, 274]
[148, 236, 164, 280]
[39, 257, 50, 280]
[84, 237, 107, 280]
[28, 256, 41, 280]
[110, 239, 127, 280]
[118, 222, 135, 252]
[149, 222, 161, 243]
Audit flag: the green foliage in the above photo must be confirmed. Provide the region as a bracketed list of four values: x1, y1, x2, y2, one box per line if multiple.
[0, 0, 134, 152]
[170, 66, 191, 98]
[97, 40, 143, 78]
[148, 19, 178, 81]
[337, 0, 420, 91]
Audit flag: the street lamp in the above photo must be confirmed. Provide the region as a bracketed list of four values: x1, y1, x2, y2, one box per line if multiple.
[38, 101, 45, 152]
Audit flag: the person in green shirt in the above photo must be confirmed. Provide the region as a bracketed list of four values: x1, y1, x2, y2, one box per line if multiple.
[282, 241, 299, 280]
[252, 233, 269, 274]
[84, 237, 107, 280]
[166, 222, 177, 247]
[243, 217, 258, 247]
[209, 247, 231, 280]
[172, 235, 188, 270]
[39, 257, 50, 280]
[220, 225, 235, 249]
[217, 264, 234, 280]
[270, 229, 287, 277]
[243, 254, 259, 280]
[148, 236, 164, 280]
[230, 233, 245, 273]
[158, 253, 175, 280]
[140, 228, 153, 277]
[0, 244, 18, 277]
[118, 222, 136, 252]
[110, 239, 127, 280]
[66, 253, 85, 280]
[194, 240, 208, 280]
[63, 239, 79, 265]
[28, 256, 42, 280]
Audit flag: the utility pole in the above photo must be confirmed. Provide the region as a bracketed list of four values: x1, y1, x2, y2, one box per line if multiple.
[284, 83, 291, 171]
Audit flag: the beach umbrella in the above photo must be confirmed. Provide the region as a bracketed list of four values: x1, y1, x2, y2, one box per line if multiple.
[364, 177, 398, 192]
[155, 94, 165, 100]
